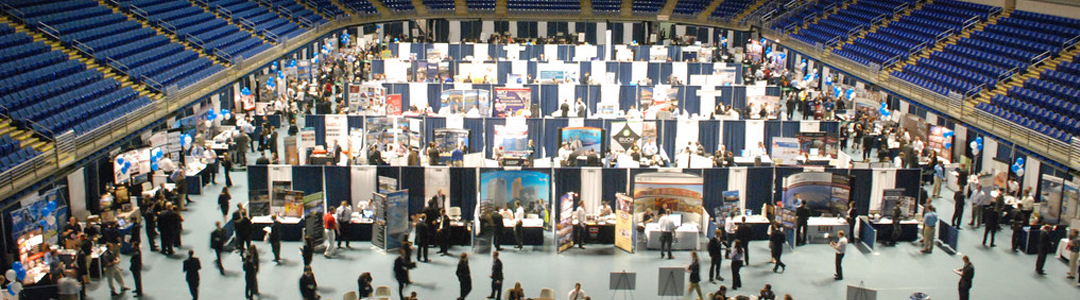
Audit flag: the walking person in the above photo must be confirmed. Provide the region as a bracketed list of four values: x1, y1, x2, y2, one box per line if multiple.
[221, 152, 233, 187]
[336, 201, 353, 249]
[211, 222, 227, 274]
[323, 206, 339, 258]
[456, 253, 471, 300]
[243, 250, 259, 299]
[488, 251, 503, 299]
[769, 223, 787, 272]
[1011, 208, 1026, 252]
[730, 240, 744, 290]
[183, 250, 201, 300]
[796, 201, 809, 245]
[686, 251, 704, 300]
[955, 255, 974, 300]
[102, 245, 129, 296]
[268, 215, 282, 263]
[301, 236, 315, 266]
[217, 187, 231, 217]
[707, 229, 725, 282]
[491, 211, 504, 251]
[921, 205, 938, 253]
[129, 243, 143, 297]
[659, 209, 676, 259]
[736, 217, 752, 263]
[300, 266, 318, 300]
[831, 231, 848, 280]
[982, 200, 1001, 247]
[415, 215, 430, 262]
[394, 248, 412, 299]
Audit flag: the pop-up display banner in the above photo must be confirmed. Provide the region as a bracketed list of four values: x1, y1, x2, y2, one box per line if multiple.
[615, 193, 635, 253]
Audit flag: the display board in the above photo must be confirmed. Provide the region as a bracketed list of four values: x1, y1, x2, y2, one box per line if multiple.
[385, 190, 410, 250]
[557, 193, 575, 253]
[927, 125, 954, 161]
[638, 86, 679, 117]
[346, 83, 385, 112]
[559, 127, 605, 154]
[632, 172, 704, 223]
[615, 193, 635, 253]
[1040, 176, 1066, 224]
[378, 176, 397, 194]
[364, 117, 423, 150]
[479, 170, 551, 213]
[878, 189, 915, 218]
[282, 190, 305, 218]
[747, 95, 781, 119]
[494, 124, 529, 158]
[771, 137, 801, 165]
[9, 187, 67, 246]
[433, 129, 471, 158]
[386, 94, 402, 115]
[372, 193, 388, 249]
[440, 89, 492, 116]
[781, 172, 851, 215]
[798, 132, 839, 158]
[248, 191, 270, 216]
[610, 120, 657, 152]
[303, 192, 325, 216]
[494, 88, 532, 117]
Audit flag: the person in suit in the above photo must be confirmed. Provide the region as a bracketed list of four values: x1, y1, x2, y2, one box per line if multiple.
[269, 215, 282, 263]
[707, 229, 725, 282]
[513, 219, 525, 250]
[301, 236, 315, 266]
[491, 211, 504, 251]
[796, 201, 810, 245]
[456, 253, 471, 300]
[488, 251, 503, 299]
[394, 248, 411, 299]
[686, 251, 704, 300]
[299, 266, 318, 300]
[730, 240, 744, 290]
[357, 272, 374, 298]
[888, 205, 902, 246]
[1011, 209, 1027, 252]
[736, 216, 752, 263]
[846, 203, 857, 240]
[243, 250, 259, 299]
[769, 223, 787, 273]
[982, 199, 1002, 247]
[210, 222, 227, 275]
[952, 188, 966, 228]
[183, 250, 201, 300]
[415, 215, 430, 262]
[956, 255, 974, 300]
[1036, 225, 1052, 275]
[129, 243, 143, 297]
[438, 209, 453, 255]
[234, 206, 252, 253]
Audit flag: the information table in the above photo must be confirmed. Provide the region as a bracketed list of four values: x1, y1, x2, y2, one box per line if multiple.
[726, 215, 772, 240]
[499, 218, 544, 246]
[870, 218, 920, 242]
[644, 223, 701, 250]
[807, 217, 848, 244]
[250, 216, 304, 241]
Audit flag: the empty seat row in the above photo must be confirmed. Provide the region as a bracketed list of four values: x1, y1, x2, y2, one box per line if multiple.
[976, 103, 1072, 142]
[339, 0, 380, 13]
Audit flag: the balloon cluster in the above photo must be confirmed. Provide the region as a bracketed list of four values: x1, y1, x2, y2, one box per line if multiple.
[942, 131, 954, 149]
[7, 262, 26, 295]
[117, 157, 132, 175]
[833, 86, 842, 98]
[241, 87, 252, 96]
[150, 148, 164, 171]
[970, 137, 984, 155]
[342, 31, 350, 45]
[266, 76, 276, 89]
[180, 133, 193, 150]
[206, 109, 217, 121]
[845, 89, 855, 101]
[271, 60, 279, 70]
[879, 102, 890, 117]
[1011, 157, 1026, 177]
[221, 109, 231, 121]
[288, 59, 297, 68]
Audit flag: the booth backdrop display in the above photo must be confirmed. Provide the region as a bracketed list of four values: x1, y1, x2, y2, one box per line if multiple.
[479, 170, 551, 212]
[615, 193, 635, 253]
[771, 137, 801, 165]
[557, 193, 575, 253]
[559, 127, 605, 153]
[10, 187, 68, 246]
[782, 172, 851, 214]
[494, 124, 530, 158]
[433, 129, 471, 158]
[441, 89, 492, 116]
[385, 190, 410, 250]
[494, 88, 532, 117]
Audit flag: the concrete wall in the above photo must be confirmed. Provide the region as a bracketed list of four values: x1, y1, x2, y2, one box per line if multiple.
[1016, 0, 1080, 19]
[963, 0, 1007, 7]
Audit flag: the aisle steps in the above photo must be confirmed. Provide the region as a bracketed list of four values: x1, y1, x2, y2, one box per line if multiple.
[697, 0, 726, 21]
[98, 0, 227, 66]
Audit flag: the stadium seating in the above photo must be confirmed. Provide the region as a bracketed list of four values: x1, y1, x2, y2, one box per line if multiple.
[711, 0, 754, 19]
[0, 134, 37, 173]
[591, 0, 621, 13]
[467, 0, 496, 10]
[789, 0, 915, 47]
[265, 0, 328, 26]
[122, 0, 272, 61]
[673, 0, 709, 16]
[308, 0, 346, 17]
[339, 0, 380, 14]
[507, 0, 580, 11]
[771, 0, 842, 32]
[380, 0, 416, 11]
[423, 0, 456, 10]
[207, 0, 305, 40]
[632, 0, 665, 13]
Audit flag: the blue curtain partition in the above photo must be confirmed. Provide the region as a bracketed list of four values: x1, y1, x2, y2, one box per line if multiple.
[462, 118, 486, 153]
[701, 168, 729, 217]
[248, 165, 268, 192]
[660, 120, 678, 158]
[292, 166, 325, 195]
[400, 167, 427, 215]
[544, 118, 569, 157]
[849, 169, 873, 215]
[722, 120, 746, 155]
[698, 120, 721, 154]
[895, 169, 922, 199]
[450, 167, 478, 220]
[324, 166, 351, 205]
[601, 168, 629, 201]
[484, 118, 505, 157]
[745, 167, 774, 212]
[553, 168, 581, 222]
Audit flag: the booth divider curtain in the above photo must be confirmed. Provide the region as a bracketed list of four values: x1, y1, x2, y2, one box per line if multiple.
[661, 120, 678, 160]
[462, 118, 486, 153]
[727, 167, 747, 212]
[484, 118, 505, 157]
[619, 85, 637, 110]
[698, 120, 721, 154]
[601, 168, 629, 201]
[849, 169, 873, 215]
[702, 168, 728, 218]
[745, 167, 773, 213]
[292, 166, 323, 195]
[554, 168, 581, 217]
[351, 166, 377, 206]
[305, 115, 325, 146]
[248, 165, 268, 192]
[449, 168, 478, 220]
[323, 166, 351, 206]
[544, 118, 569, 157]
[399, 167, 426, 215]
[722, 120, 746, 155]
[894, 169, 922, 199]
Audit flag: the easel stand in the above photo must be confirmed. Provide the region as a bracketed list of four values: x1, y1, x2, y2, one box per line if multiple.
[610, 271, 635, 300]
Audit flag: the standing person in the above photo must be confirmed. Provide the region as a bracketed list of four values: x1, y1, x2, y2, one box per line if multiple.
[301, 236, 315, 266]
[1036, 225, 1052, 275]
[567, 283, 587, 300]
[221, 152, 233, 187]
[183, 250, 201, 300]
[952, 187, 966, 228]
[438, 209, 452, 255]
[982, 200, 1001, 247]
[921, 205, 938, 253]
[513, 219, 525, 250]
[574, 201, 587, 249]
[1066, 229, 1080, 280]
[234, 205, 252, 253]
[394, 248, 412, 299]
[769, 223, 787, 272]
[268, 215, 282, 263]
[426, 142, 440, 166]
[336, 201, 353, 249]
[210, 222, 227, 275]
[102, 245, 129, 296]
[955, 255, 975, 300]
[845, 203, 857, 241]
[730, 240, 744, 291]
[57, 270, 81, 300]
[129, 243, 143, 297]
[243, 250, 259, 299]
[831, 231, 848, 280]
[456, 253, 471, 300]
[143, 199, 159, 252]
[970, 185, 987, 227]
[488, 251, 503, 300]
[686, 251, 704, 300]
[323, 207, 338, 258]
[736, 216, 752, 263]
[415, 215, 430, 262]
[357, 272, 374, 298]
[299, 266, 318, 300]
[217, 188, 231, 217]
[158, 204, 177, 255]
[659, 209, 676, 259]
[887, 205, 903, 246]
[796, 201, 810, 245]
[932, 162, 945, 198]
[707, 229, 725, 282]
[491, 211, 504, 251]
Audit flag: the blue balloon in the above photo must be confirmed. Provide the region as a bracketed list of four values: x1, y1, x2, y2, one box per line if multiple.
[1016, 157, 1025, 166]
[124, 161, 131, 169]
[151, 162, 159, 171]
[944, 142, 952, 149]
[47, 200, 57, 211]
[943, 131, 954, 138]
[116, 157, 124, 165]
[288, 59, 296, 67]
[241, 87, 252, 96]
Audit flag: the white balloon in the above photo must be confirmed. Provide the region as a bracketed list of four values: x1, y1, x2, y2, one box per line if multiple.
[10, 282, 22, 294]
[4, 270, 13, 282]
[45, 216, 55, 226]
[1016, 168, 1025, 177]
[972, 149, 980, 155]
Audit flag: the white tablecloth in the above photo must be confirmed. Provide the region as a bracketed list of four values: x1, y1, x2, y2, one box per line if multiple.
[644, 223, 700, 250]
[808, 217, 848, 244]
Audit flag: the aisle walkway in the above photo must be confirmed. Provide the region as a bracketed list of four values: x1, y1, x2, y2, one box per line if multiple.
[80, 120, 1080, 300]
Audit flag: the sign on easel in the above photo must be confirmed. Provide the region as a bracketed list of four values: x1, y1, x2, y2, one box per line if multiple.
[609, 271, 636, 300]
[657, 267, 684, 297]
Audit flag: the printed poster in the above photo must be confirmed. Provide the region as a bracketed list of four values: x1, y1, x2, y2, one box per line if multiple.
[557, 193, 575, 253]
[615, 193, 635, 253]
[494, 88, 532, 117]
[387, 94, 402, 115]
[494, 124, 530, 158]
[385, 190, 409, 250]
[771, 137, 801, 165]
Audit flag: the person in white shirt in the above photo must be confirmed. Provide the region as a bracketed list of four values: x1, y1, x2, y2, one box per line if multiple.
[574, 201, 587, 249]
[57, 270, 82, 300]
[627, 106, 643, 119]
[831, 231, 848, 280]
[202, 147, 218, 184]
[894, 152, 905, 168]
[753, 142, 768, 157]
[558, 144, 574, 166]
[642, 139, 659, 158]
[514, 201, 525, 220]
[598, 202, 613, 217]
[336, 201, 353, 249]
[158, 154, 177, 174]
[659, 209, 677, 259]
[499, 206, 515, 221]
[567, 283, 587, 300]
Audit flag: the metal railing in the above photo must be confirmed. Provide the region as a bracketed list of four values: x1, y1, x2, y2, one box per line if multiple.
[214, 48, 233, 63]
[141, 75, 164, 93]
[130, 6, 150, 20]
[298, 16, 313, 28]
[158, 20, 177, 35]
[1, 3, 25, 23]
[37, 22, 60, 40]
[279, 6, 294, 20]
[73, 40, 95, 57]
[107, 57, 130, 76]
[239, 17, 256, 31]
[194, 0, 209, 7]
[186, 34, 206, 48]
[264, 30, 279, 44]
[216, 5, 233, 19]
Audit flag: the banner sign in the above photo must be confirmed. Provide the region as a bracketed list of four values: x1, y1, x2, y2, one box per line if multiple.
[372, 193, 387, 249]
[10, 187, 68, 246]
[615, 193, 635, 253]
[385, 190, 409, 250]
[557, 193, 575, 253]
[387, 94, 402, 115]
[494, 124, 530, 158]
[494, 88, 532, 117]
[782, 172, 851, 215]
[771, 137, 801, 165]
[440, 89, 491, 116]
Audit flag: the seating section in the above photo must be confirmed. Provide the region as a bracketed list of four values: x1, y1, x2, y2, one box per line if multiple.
[771, 0, 842, 32]
[265, 0, 328, 26]
[208, 0, 305, 40]
[711, 0, 754, 19]
[0, 23, 152, 138]
[672, 0, 709, 16]
[7, 0, 223, 91]
[895, 10, 1080, 97]
[832, 0, 994, 68]
[790, 0, 915, 47]
[380, 0, 416, 11]
[308, 0, 347, 17]
[339, 0, 380, 13]
[978, 55, 1080, 143]
[745, 0, 796, 23]
[632, 0, 665, 13]
[123, 0, 272, 61]
[592, 0, 621, 12]
[507, 0, 580, 11]
[467, 0, 496, 10]
[423, 0, 456, 10]
[0, 135, 38, 173]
